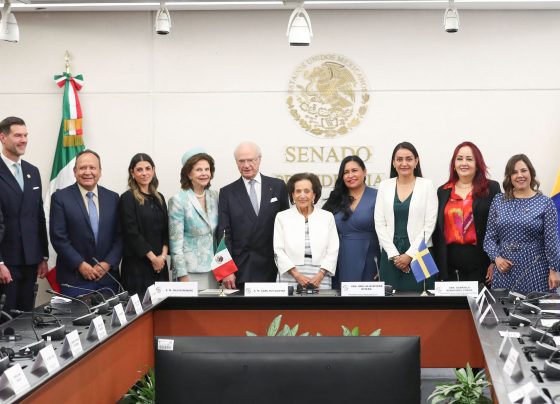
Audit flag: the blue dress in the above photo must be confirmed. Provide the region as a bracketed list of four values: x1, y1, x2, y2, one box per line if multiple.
[331, 187, 381, 289]
[484, 193, 560, 294]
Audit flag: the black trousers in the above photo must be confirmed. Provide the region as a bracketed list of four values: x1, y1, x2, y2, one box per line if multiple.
[447, 244, 487, 283]
[0, 264, 38, 315]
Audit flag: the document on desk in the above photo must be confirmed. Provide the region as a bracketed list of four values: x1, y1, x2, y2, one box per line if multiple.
[198, 289, 238, 296]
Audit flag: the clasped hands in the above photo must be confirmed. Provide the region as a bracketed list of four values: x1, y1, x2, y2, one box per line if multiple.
[79, 261, 110, 281]
[289, 268, 325, 289]
[391, 254, 412, 273]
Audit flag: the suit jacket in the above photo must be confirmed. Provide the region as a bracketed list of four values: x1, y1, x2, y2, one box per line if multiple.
[432, 180, 501, 280]
[374, 177, 438, 258]
[168, 188, 218, 279]
[0, 157, 48, 265]
[218, 175, 289, 284]
[50, 183, 122, 286]
[0, 202, 4, 245]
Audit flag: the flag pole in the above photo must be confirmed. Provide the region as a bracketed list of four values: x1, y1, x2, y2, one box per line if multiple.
[421, 279, 428, 297]
[218, 230, 227, 297]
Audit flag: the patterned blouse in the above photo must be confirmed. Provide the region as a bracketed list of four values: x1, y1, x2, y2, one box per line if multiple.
[443, 183, 477, 246]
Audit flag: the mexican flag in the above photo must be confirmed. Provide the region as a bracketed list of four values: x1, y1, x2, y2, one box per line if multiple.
[44, 72, 86, 291]
[211, 236, 238, 281]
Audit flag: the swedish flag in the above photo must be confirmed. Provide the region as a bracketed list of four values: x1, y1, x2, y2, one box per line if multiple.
[410, 239, 439, 283]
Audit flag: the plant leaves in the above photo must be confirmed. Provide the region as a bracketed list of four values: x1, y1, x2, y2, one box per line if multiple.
[245, 331, 257, 336]
[351, 326, 359, 336]
[341, 325, 351, 336]
[370, 329, 381, 336]
[267, 315, 282, 336]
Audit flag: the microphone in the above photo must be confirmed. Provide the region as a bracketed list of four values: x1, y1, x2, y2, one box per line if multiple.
[455, 270, 460, 282]
[92, 257, 129, 301]
[46, 289, 98, 326]
[61, 284, 115, 312]
[10, 310, 61, 327]
[0, 294, 12, 322]
[9, 309, 65, 341]
[375, 258, 393, 296]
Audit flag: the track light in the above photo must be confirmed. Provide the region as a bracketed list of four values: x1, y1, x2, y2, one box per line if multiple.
[286, 4, 312, 46]
[155, 1, 171, 35]
[443, 0, 459, 33]
[0, 0, 18, 43]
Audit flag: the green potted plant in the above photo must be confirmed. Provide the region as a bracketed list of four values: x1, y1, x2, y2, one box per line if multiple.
[427, 364, 492, 403]
[124, 368, 155, 404]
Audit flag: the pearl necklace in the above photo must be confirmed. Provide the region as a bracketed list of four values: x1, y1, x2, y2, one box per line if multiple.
[194, 190, 206, 198]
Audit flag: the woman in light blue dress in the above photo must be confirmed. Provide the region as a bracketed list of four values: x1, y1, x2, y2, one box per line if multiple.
[484, 154, 560, 294]
[168, 148, 219, 290]
[323, 156, 380, 290]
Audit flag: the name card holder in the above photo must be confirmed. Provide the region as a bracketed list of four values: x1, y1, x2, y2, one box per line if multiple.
[340, 282, 385, 297]
[479, 303, 499, 325]
[244, 283, 289, 297]
[142, 285, 162, 308]
[87, 316, 108, 341]
[125, 294, 144, 316]
[154, 281, 198, 298]
[31, 344, 60, 375]
[111, 303, 128, 327]
[503, 346, 521, 378]
[61, 329, 83, 358]
[435, 281, 479, 296]
[0, 363, 30, 397]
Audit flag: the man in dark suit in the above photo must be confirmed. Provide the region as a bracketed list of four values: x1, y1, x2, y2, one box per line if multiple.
[218, 142, 289, 290]
[50, 149, 122, 297]
[0, 116, 49, 313]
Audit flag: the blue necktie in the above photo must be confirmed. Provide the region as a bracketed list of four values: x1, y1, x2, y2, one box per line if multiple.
[86, 191, 99, 243]
[13, 163, 24, 191]
[249, 179, 259, 215]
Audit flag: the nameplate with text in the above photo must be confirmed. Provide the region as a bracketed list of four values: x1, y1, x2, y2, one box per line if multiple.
[155, 282, 198, 298]
[435, 281, 478, 297]
[111, 303, 128, 327]
[32, 344, 60, 374]
[61, 330, 83, 358]
[341, 282, 385, 296]
[244, 283, 289, 297]
[0, 363, 30, 395]
[503, 346, 520, 377]
[126, 294, 144, 315]
[142, 284, 163, 307]
[87, 316, 108, 341]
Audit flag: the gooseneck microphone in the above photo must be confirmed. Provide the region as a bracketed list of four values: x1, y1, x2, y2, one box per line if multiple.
[11, 309, 65, 341]
[92, 257, 129, 301]
[61, 284, 114, 312]
[46, 289, 99, 326]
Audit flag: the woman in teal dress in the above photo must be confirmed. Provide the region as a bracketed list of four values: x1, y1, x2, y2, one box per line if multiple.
[374, 142, 438, 292]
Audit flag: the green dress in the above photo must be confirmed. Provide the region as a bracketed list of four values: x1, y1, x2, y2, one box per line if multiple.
[379, 191, 435, 292]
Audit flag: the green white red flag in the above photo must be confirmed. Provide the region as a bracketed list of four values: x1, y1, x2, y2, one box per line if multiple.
[211, 236, 238, 281]
[44, 72, 86, 291]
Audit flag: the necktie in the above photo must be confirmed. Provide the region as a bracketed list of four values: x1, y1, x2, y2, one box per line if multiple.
[13, 163, 24, 191]
[87, 191, 99, 243]
[249, 179, 259, 215]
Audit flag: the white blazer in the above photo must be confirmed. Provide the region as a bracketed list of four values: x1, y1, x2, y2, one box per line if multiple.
[374, 177, 437, 259]
[273, 207, 339, 275]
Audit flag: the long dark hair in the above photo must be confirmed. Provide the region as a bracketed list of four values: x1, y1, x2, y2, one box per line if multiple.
[127, 153, 163, 206]
[323, 155, 366, 220]
[389, 142, 422, 178]
[503, 154, 540, 200]
[445, 141, 490, 198]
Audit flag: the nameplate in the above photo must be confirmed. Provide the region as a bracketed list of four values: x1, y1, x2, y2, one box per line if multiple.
[61, 330, 83, 358]
[477, 295, 488, 315]
[32, 344, 60, 374]
[157, 338, 175, 351]
[155, 281, 198, 297]
[244, 283, 289, 297]
[434, 281, 478, 296]
[142, 284, 162, 308]
[125, 294, 144, 315]
[340, 282, 385, 296]
[0, 363, 30, 395]
[498, 331, 513, 356]
[478, 304, 499, 325]
[503, 346, 520, 377]
[476, 286, 496, 304]
[541, 319, 558, 328]
[111, 303, 128, 327]
[508, 381, 535, 403]
[87, 316, 107, 341]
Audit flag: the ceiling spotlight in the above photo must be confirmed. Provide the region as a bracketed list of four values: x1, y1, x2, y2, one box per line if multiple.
[0, 0, 19, 43]
[287, 4, 312, 46]
[443, 0, 459, 33]
[155, 1, 171, 35]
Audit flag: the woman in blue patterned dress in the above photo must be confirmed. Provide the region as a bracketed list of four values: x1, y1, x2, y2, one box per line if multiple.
[484, 154, 560, 293]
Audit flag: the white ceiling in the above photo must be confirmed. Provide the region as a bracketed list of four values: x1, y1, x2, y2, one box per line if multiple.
[10, 0, 560, 11]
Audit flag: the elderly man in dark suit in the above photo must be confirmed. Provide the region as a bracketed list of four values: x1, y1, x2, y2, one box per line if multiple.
[50, 149, 122, 297]
[0, 116, 49, 313]
[218, 142, 289, 290]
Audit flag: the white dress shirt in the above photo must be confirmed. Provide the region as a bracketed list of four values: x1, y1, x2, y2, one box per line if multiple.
[242, 172, 262, 207]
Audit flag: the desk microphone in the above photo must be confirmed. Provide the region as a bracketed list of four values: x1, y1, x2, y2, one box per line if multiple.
[10, 309, 65, 341]
[46, 289, 98, 326]
[0, 294, 12, 322]
[61, 284, 115, 312]
[455, 270, 460, 282]
[375, 259, 393, 296]
[92, 257, 129, 301]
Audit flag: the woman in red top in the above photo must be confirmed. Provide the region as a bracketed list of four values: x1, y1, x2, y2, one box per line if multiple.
[432, 142, 501, 283]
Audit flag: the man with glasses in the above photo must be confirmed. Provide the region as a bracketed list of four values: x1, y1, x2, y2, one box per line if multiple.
[218, 141, 289, 290]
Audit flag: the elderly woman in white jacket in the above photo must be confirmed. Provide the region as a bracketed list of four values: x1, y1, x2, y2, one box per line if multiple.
[274, 173, 339, 290]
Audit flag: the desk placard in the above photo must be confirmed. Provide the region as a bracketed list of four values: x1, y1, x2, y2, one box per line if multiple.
[142, 284, 162, 308]
[340, 282, 385, 296]
[31, 344, 60, 374]
[477, 295, 488, 315]
[498, 331, 512, 356]
[503, 346, 520, 377]
[476, 286, 496, 303]
[111, 303, 128, 327]
[244, 283, 289, 297]
[0, 363, 29, 396]
[435, 281, 478, 296]
[125, 294, 144, 315]
[61, 330, 83, 358]
[155, 282, 198, 298]
[508, 381, 535, 403]
[87, 316, 107, 341]
[478, 304, 499, 325]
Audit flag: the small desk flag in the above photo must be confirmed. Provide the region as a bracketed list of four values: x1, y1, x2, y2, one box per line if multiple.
[211, 236, 239, 281]
[410, 239, 439, 283]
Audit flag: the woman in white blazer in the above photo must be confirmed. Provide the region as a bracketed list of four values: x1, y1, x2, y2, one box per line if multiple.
[274, 173, 339, 290]
[374, 142, 438, 292]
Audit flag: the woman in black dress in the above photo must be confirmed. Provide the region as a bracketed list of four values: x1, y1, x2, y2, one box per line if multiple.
[119, 153, 169, 297]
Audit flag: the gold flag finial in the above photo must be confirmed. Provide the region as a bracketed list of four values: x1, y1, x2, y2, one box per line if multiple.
[64, 50, 71, 74]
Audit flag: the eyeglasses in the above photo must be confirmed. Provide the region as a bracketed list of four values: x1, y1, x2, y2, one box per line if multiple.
[236, 157, 260, 166]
